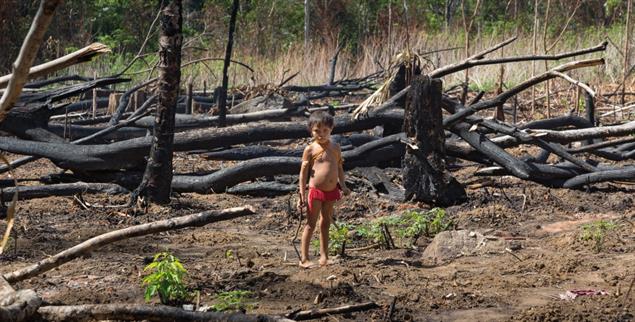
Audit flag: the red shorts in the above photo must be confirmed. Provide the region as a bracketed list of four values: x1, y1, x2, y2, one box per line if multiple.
[307, 186, 341, 213]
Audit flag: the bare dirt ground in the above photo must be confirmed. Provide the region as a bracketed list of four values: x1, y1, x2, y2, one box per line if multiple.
[1, 149, 634, 322]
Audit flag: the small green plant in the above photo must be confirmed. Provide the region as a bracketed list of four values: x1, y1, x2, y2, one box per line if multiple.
[580, 220, 617, 252]
[211, 290, 255, 312]
[398, 208, 452, 246]
[358, 208, 452, 248]
[142, 252, 193, 306]
[312, 222, 354, 255]
[225, 249, 234, 260]
[356, 215, 400, 246]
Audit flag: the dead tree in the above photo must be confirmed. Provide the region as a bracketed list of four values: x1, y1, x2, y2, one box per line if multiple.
[402, 76, 466, 206]
[133, 0, 183, 205]
[217, 0, 239, 127]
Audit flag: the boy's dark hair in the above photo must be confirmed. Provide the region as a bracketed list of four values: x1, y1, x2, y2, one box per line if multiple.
[307, 110, 334, 130]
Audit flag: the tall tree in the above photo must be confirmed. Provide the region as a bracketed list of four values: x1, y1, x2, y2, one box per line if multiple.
[133, 0, 183, 205]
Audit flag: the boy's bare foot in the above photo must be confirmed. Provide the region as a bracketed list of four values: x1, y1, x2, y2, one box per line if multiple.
[299, 260, 317, 269]
[319, 257, 337, 267]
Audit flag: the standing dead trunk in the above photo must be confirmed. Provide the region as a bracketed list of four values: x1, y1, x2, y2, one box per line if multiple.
[133, 0, 182, 204]
[402, 75, 466, 206]
[218, 0, 239, 127]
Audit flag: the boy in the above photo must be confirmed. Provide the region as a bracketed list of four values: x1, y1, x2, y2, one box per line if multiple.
[297, 111, 351, 268]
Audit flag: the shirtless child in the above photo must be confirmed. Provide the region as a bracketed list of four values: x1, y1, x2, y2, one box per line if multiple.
[297, 111, 351, 268]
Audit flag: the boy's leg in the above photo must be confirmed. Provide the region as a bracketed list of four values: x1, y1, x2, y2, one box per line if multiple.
[318, 200, 335, 266]
[300, 199, 322, 268]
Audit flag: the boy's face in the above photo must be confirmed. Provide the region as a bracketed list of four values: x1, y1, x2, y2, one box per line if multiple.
[311, 123, 333, 144]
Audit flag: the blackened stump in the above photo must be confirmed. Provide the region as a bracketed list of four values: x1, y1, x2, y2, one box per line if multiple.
[402, 76, 466, 206]
[133, 0, 183, 204]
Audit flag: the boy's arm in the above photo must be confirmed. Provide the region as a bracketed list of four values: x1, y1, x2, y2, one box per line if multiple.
[336, 144, 351, 195]
[298, 146, 311, 206]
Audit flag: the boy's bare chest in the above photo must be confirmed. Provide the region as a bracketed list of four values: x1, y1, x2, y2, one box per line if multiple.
[310, 144, 338, 165]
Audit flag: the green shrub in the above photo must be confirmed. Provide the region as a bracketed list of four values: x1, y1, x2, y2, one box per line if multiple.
[580, 220, 617, 252]
[142, 252, 193, 306]
[211, 290, 256, 312]
[358, 208, 452, 248]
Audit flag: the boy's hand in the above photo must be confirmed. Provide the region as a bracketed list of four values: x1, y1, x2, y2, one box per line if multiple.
[296, 197, 305, 212]
[341, 185, 351, 196]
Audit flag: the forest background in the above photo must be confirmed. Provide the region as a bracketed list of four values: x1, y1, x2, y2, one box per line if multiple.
[0, 0, 630, 92]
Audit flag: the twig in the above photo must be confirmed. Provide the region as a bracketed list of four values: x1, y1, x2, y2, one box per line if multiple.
[348, 243, 381, 252]
[625, 274, 634, 306]
[505, 248, 523, 262]
[292, 200, 303, 261]
[385, 297, 397, 322]
[287, 301, 379, 320]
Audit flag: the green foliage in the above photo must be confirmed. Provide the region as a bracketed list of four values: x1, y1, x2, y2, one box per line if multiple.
[142, 252, 192, 306]
[358, 208, 452, 248]
[312, 222, 353, 255]
[605, 0, 622, 17]
[580, 220, 617, 252]
[224, 249, 234, 260]
[211, 290, 256, 312]
[396, 208, 452, 246]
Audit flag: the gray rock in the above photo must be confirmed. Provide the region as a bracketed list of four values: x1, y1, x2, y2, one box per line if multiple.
[421, 230, 506, 265]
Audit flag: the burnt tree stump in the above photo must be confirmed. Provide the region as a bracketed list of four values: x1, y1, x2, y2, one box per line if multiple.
[402, 75, 466, 206]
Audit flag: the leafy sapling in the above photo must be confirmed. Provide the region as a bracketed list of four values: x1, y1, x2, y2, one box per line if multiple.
[142, 252, 193, 306]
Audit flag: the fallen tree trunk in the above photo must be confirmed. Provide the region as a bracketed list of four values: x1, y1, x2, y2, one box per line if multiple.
[202, 145, 303, 160]
[226, 181, 297, 196]
[71, 134, 406, 192]
[23, 75, 92, 88]
[562, 166, 635, 188]
[0, 182, 129, 201]
[51, 97, 109, 116]
[0, 106, 153, 174]
[172, 135, 405, 193]
[133, 105, 309, 129]
[20, 77, 128, 107]
[46, 124, 147, 141]
[47, 105, 309, 140]
[449, 121, 534, 180]
[2, 206, 255, 283]
[0, 111, 403, 171]
[525, 120, 635, 143]
[36, 304, 292, 322]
